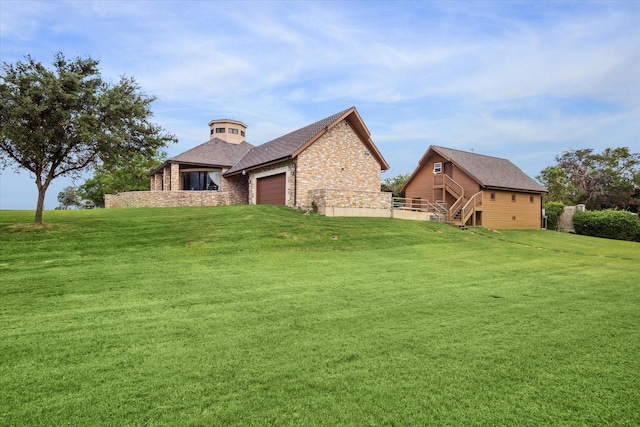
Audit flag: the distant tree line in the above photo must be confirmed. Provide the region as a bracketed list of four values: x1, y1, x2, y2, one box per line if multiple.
[537, 147, 640, 212]
[381, 174, 410, 197]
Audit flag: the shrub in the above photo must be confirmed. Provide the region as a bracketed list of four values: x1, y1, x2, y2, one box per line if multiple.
[573, 210, 640, 241]
[544, 201, 565, 230]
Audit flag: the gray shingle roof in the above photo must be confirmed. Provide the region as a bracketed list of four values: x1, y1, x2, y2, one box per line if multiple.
[431, 146, 547, 193]
[225, 108, 353, 175]
[170, 138, 255, 167]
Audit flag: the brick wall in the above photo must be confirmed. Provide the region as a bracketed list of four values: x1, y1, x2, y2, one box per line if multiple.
[295, 120, 382, 208]
[309, 189, 392, 209]
[170, 163, 180, 191]
[223, 174, 250, 204]
[163, 165, 171, 190]
[105, 191, 238, 208]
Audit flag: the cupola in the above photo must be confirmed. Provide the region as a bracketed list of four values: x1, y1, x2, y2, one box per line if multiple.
[207, 119, 247, 144]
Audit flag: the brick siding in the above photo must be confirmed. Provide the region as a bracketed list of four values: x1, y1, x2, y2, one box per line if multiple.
[309, 189, 391, 209]
[295, 120, 382, 208]
[105, 191, 239, 208]
[108, 119, 388, 215]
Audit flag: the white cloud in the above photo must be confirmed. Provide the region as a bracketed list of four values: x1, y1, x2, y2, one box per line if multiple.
[1, 0, 638, 209]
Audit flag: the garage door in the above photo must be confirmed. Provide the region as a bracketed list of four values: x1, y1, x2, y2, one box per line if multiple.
[256, 173, 286, 205]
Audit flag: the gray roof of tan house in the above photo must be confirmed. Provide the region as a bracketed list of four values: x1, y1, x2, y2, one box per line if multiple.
[408, 145, 547, 193]
[151, 138, 254, 174]
[225, 107, 389, 175]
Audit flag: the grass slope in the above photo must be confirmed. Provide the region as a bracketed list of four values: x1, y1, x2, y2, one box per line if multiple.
[1, 206, 639, 426]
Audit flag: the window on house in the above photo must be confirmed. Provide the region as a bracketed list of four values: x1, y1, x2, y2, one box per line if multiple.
[229, 128, 239, 134]
[511, 194, 516, 202]
[433, 162, 443, 174]
[241, 130, 245, 137]
[490, 192, 495, 201]
[181, 171, 222, 191]
[530, 195, 534, 203]
[210, 129, 214, 135]
[215, 128, 225, 133]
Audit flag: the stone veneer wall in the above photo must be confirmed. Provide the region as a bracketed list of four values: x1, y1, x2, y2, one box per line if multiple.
[170, 163, 180, 191]
[162, 164, 171, 190]
[295, 119, 382, 208]
[222, 174, 250, 204]
[106, 191, 236, 208]
[309, 189, 391, 209]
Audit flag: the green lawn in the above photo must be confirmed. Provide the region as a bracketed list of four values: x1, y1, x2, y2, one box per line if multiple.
[1, 206, 638, 426]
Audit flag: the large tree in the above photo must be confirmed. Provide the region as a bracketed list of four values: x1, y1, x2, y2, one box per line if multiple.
[537, 147, 640, 211]
[381, 173, 411, 198]
[0, 52, 176, 224]
[57, 186, 81, 210]
[79, 150, 166, 208]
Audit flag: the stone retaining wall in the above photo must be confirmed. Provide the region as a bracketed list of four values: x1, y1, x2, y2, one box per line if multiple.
[309, 189, 392, 210]
[105, 191, 239, 208]
[309, 189, 392, 217]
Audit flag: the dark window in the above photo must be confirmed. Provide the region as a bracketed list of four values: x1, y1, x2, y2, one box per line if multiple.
[241, 130, 245, 137]
[215, 128, 225, 133]
[511, 194, 516, 202]
[490, 192, 495, 201]
[210, 129, 214, 135]
[181, 171, 221, 191]
[530, 195, 534, 203]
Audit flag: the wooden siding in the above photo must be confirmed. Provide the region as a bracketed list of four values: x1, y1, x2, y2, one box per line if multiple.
[404, 153, 482, 205]
[404, 154, 447, 202]
[482, 190, 542, 229]
[450, 166, 482, 201]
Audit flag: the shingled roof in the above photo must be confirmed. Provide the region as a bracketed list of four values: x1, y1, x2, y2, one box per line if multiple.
[151, 138, 254, 174]
[225, 107, 388, 175]
[406, 145, 547, 193]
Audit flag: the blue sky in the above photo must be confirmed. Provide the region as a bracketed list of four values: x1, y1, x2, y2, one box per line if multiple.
[1, 0, 639, 210]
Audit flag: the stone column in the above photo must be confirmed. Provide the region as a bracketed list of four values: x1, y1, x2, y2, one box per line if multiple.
[170, 163, 180, 191]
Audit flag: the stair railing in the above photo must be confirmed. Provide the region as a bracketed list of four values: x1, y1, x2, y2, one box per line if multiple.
[460, 191, 483, 225]
[392, 197, 449, 217]
[448, 197, 463, 222]
[442, 175, 464, 200]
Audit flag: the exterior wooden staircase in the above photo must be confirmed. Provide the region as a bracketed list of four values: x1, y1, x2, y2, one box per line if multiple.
[434, 174, 483, 227]
[391, 174, 483, 227]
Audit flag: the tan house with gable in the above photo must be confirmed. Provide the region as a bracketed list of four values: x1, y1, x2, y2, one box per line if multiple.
[401, 145, 547, 229]
[106, 107, 392, 215]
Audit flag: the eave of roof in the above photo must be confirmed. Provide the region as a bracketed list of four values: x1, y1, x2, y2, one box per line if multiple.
[150, 138, 254, 175]
[225, 107, 389, 176]
[401, 145, 547, 194]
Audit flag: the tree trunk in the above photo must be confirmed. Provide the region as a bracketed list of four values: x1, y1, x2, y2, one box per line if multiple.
[34, 178, 48, 225]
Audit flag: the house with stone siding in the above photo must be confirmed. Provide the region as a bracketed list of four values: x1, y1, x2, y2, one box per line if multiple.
[106, 107, 392, 216]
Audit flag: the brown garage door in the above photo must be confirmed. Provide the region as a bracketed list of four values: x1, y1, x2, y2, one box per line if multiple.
[256, 173, 286, 205]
